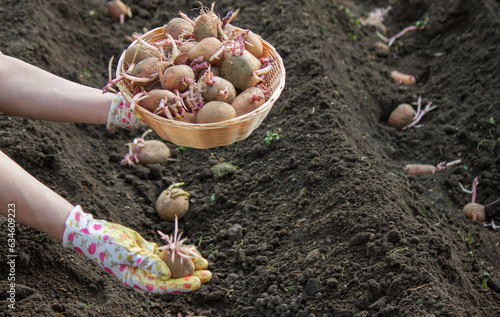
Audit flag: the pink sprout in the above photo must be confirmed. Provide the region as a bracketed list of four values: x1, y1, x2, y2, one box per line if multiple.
[460, 177, 479, 203]
[204, 68, 215, 86]
[385, 17, 428, 47]
[157, 216, 200, 263]
[190, 56, 208, 71]
[129, 92, 147, 112]
[401, 96, 437, 131]
[132, 34, 165, 59]
[121, 129, 153, 166]
[435, 159, 462, 172]
[387, 25, 421, 47]
[251, 92, 264, 103]
[222, 8, 240, 27]
[254, 63, 273, 79]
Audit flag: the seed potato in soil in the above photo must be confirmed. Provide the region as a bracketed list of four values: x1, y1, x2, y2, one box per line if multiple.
[1, 0, 499, 316]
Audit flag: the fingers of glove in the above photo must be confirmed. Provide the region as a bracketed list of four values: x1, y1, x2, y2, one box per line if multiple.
[100, 224, 170, 276]
[192, 269, 212, 284]
[134, 250, 172, 279]
[192, 256, 209, 270]
[122, 266, 201, 294]
[114, 242, 171, 279]
[161, 275, 202, 293]
[185, 247, 209, 270]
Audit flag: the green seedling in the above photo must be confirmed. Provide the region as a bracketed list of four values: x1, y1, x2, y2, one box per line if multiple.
[482, 272, 490, 288]
[175, 146, 187, 153]
[34, 233, 46, 242]
[386, 247, 408, 256]
[79, 304, 94, 309]
[264, 131, 281, 145]
[80, 67, 91, 79]
[458, 229, 474, 248]
[482, 278, 488, 288]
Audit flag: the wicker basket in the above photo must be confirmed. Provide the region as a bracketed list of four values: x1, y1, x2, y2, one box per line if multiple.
[116, 26, 286, 149]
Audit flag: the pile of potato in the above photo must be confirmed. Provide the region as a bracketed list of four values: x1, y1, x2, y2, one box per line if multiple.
[115, 3, 272, 124]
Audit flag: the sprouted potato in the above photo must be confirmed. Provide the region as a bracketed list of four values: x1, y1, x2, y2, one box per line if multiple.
[196, 101, 236, 123]
[388, 103, 414, 129]
[157, 216, 200, 278]
[121, 130, 171, 166]
[156, 183, 191, 222]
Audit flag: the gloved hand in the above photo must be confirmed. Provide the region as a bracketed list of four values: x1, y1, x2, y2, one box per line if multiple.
[62, 205, 211, 294]
[107, 92, 149, 130]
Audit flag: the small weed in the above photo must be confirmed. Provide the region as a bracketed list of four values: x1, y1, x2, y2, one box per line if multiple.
[34, 233, 46, 242]
[416, 298, 423, 305]
[458, 229, 474, 248]
[434, 217, 443, 226]
[386, 247, 409, 256]
[348, 32, 358, 40]
[175, 146, 187, 153]
[477, 139, 487, 150]
[416, 16, 430, 28]
[80, 67, 91, 79]
[210, 193, 216, 202]
[79, 304, 94, 309]
[264, 131, 281, 145]
[343, 8, 361, 26]
[482, 278, 488, 288]
[488, 117, 495, 125]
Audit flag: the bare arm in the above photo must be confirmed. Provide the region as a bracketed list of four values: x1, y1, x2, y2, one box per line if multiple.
[0, 54, 113, 125]
[0, 150, 74, 241]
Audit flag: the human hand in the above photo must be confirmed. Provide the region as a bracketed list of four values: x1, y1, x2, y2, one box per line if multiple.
[62, 206, 212, 294]
[107, 92, 149, 130]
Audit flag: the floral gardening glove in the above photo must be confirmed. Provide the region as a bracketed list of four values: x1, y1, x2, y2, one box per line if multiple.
[62, 206, 212, 294]
[107, 92, 149, 130]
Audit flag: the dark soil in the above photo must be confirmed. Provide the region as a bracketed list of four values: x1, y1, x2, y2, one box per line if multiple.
[1, 0, 500, 316]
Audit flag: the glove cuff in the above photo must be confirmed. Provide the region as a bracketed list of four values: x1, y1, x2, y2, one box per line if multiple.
[62, 205, 90, 249]
[107, 92, 149, 130]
